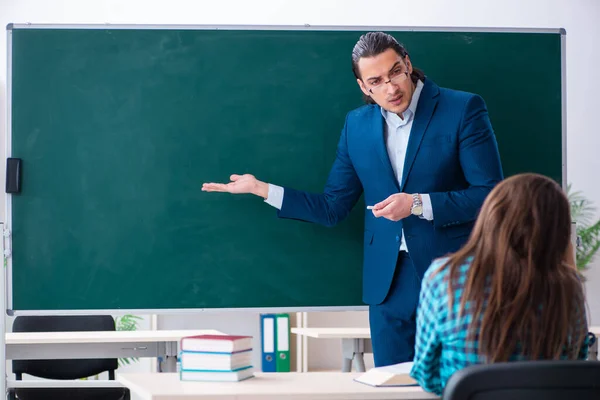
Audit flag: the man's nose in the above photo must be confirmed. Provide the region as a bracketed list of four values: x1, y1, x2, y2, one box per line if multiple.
[386, 81, 399, 96]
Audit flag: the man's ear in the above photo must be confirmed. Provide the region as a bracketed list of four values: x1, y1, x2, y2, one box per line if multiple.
[404, 55, 413, 75]
[357, 78, 371, 98]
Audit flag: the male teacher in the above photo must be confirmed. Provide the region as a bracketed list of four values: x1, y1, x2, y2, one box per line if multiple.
[203, 32, 504, 366]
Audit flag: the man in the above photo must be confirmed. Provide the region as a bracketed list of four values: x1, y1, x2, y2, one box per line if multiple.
[202, 32, 504, 366]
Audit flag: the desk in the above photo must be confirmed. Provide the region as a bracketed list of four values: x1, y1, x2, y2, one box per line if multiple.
[5, 329, 223, 372]
[117, 372, 438, 400]
[293, 326, 600, 372]
[292, 328, 371, 373]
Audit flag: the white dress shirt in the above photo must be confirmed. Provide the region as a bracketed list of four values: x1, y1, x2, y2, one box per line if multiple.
[265, 79, 434, 252]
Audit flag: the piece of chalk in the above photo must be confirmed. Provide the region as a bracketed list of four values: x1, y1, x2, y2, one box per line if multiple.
[367, 206, 375, 210]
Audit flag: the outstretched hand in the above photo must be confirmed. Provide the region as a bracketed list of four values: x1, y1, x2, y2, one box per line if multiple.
[202, 174, 269, 199]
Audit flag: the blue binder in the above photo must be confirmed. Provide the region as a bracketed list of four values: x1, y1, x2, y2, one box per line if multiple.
[260, 313, 276, 372]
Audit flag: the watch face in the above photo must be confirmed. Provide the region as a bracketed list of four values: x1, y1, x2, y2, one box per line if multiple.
[412, 205, 423, 215]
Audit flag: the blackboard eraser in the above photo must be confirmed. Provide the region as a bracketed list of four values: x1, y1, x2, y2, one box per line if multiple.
[6, 158, 22, 194]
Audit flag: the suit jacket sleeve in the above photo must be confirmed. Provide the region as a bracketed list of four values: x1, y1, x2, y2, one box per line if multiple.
[428, 94, 504, 228]
[277, 113, 363, 227]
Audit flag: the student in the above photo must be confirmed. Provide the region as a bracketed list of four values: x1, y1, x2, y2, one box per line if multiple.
[410, 173, 589, 395]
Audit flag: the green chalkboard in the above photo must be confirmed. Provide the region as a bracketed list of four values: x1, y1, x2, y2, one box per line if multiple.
[7, 26, 563, 311]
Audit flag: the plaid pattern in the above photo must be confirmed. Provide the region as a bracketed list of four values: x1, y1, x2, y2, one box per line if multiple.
[409, 257, 589, 395]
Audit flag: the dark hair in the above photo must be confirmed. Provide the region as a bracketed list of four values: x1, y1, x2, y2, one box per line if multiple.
[351, 32, 425, 103]
[435, 173, 587, 362]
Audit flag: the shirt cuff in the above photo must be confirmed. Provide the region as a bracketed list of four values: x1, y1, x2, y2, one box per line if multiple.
[420, 194, 434, 221]
[265, 184, 284, 210]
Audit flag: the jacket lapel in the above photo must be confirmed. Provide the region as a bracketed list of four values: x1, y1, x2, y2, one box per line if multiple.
[400, 79, 440, 192]
[370, 107, 400, 191]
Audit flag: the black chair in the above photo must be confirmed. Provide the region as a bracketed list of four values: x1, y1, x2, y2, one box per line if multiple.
[443, 360, 600, 400]
[10, 315, 130, 400]
[9, 388, 130, 400]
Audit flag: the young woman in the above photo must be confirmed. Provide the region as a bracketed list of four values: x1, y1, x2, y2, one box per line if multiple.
[410, 173, 589, 395]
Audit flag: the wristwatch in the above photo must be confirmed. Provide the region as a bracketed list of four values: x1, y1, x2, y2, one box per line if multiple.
[410, 193, 423, 217]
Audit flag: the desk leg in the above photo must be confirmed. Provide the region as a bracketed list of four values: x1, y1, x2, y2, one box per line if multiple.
[162, 355, 177, 372]
[341, 338, 354, 372]
[341, 338, 368, 373]
[165, 340, 178, 372]
[342, 357, 352, 373]
[158, 341, 179, 372]
[353, 353, 366, 372]
[354, 338, 371, 373]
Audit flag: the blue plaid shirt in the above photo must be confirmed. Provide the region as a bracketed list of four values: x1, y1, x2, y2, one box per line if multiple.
[409, 257, 589, 395]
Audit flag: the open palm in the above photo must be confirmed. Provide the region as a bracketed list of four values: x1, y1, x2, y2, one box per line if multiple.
[202, 174, 258, 194]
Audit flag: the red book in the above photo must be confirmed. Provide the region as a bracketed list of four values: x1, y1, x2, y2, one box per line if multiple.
[180, 334, 252, 353]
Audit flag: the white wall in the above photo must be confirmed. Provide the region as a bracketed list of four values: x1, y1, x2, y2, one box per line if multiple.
[0, 0, 599, 373]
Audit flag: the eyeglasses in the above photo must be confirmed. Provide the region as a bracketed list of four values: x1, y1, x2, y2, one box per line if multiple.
[367, 68, 409, 95]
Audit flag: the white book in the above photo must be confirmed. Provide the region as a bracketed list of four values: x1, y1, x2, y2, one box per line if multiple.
[180, 366, 254, 382]
[354, 361, 418, 387]
[180, 350, 252, 371]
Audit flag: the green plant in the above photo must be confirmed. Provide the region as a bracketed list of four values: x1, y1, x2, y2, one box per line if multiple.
[115, 314, 143, 366]
[568, 184, 600, 270]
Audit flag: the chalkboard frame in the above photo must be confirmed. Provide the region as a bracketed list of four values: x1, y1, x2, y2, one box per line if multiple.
[4, 24, 566, 315]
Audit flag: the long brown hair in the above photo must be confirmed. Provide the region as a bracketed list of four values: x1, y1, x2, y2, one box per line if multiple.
[438, 173, 587, 362]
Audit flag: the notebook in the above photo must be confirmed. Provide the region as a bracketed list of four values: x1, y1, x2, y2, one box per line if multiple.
[354, 361, 418, 387]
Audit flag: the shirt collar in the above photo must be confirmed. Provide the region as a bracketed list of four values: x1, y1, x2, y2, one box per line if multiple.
[380, 79, 424, 126]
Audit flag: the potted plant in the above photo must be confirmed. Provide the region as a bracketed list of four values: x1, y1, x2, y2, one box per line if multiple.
[568, 184, 600, 271]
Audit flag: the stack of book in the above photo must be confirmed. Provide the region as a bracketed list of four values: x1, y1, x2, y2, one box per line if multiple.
[179, 334, 254, 382]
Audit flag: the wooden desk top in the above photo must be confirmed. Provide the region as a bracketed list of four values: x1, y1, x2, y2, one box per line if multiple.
[117, 372, 438, 400]
[6, 329, 223, 344]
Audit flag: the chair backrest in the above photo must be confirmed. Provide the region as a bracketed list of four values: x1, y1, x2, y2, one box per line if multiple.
[443, 360, 600, 400]
[8, 387, 130, 400]
[12, 315, 119, 380]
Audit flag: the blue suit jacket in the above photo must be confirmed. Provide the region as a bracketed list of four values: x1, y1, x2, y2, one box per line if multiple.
[277, 78, 504, 305]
